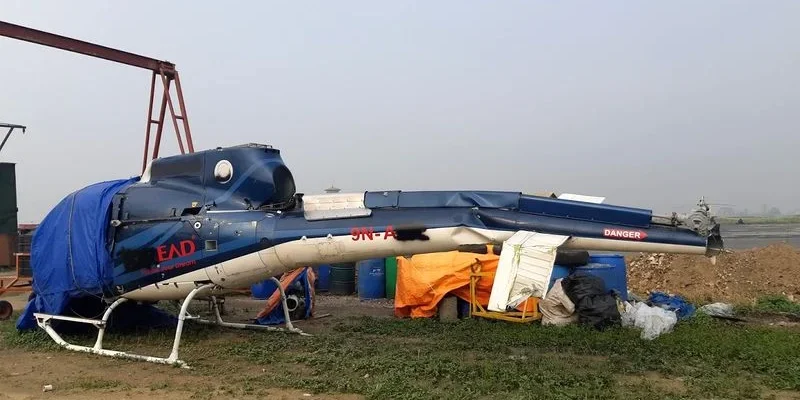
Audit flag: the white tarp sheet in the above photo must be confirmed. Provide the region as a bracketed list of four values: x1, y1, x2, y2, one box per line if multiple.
[487, 231, 570, 312]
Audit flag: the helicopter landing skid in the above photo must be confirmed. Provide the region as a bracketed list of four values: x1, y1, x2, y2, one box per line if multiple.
[33, 279, 309, 369]
[190, 278, 311, 337]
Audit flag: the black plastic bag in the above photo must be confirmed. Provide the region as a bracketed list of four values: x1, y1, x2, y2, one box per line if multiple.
[561, 271, 606, 304]
[561, 271, 621, 330]
[574, 294, 621, 330]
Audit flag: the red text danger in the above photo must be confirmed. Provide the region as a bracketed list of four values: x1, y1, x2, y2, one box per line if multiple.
[603, 228, 647, 240]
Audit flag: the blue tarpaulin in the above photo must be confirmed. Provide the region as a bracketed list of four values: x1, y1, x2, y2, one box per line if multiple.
[16, 177, 139, 331]
[648, 291, 696, 320]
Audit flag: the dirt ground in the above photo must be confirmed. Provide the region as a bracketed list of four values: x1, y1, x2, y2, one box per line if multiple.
[626, 243, 800, 304]
[3, 292, 798, 400]
[3, 244, 800, 399]
[0, 350, 342, 400]
[0, 294, 393, 400]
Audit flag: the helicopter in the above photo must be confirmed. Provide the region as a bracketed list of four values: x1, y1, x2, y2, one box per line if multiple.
[14, 142, 724, 368]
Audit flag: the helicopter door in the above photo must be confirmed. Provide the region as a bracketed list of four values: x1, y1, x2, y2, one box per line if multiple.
[206, 218, 259, 287]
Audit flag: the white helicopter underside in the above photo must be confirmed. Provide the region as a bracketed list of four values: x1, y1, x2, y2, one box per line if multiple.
[121, 226, 706, 302]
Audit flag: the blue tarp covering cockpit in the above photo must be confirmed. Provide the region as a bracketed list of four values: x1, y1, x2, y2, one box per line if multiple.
[16, 177, 140, 331]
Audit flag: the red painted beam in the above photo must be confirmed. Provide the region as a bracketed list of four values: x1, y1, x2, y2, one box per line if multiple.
[0, 20, 174, 74]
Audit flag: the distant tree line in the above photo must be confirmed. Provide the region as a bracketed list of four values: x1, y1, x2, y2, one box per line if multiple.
[716, 205, 798, 217]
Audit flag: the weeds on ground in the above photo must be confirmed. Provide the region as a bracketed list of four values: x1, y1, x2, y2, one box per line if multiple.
[752, 295, 800, 314]
[733, 294, 800, 321]
[0, 322, 58, 350]
[3, 310, 800, 400]
[222, 314, 799, 400]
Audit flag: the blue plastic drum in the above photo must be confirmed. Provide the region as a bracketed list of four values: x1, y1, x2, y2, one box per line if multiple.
[357, 258, 386, 299]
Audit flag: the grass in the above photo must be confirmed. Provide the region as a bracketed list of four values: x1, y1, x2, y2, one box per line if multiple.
[4, 310, 799, 400]
[734, 294, 800, 316]
[754, 295, 800, 314]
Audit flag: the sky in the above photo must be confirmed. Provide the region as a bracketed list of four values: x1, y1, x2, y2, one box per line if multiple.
[1, 1, 798, 223]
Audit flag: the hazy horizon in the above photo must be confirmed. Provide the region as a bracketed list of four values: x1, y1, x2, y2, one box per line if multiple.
[2, 1, 798, 222]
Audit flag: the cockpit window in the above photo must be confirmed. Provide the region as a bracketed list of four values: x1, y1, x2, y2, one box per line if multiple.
[271, 165, 296, 204]
[150, 155, 203, 181]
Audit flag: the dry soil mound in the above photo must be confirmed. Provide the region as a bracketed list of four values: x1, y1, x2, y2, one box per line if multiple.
[626, 243, 800, 304]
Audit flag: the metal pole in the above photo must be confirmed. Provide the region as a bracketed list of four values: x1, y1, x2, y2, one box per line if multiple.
[173, 71, 194, 153]
[142, 71, 157, 174]
[0, 123, 27, 153]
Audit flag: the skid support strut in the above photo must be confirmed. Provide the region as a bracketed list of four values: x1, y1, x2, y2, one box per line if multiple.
[192, 278, 310, 336]
[35, 283, 213, 368]
[33, 279, 310, 368]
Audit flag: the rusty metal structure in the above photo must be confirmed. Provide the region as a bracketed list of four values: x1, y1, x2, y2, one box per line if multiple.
[0, 20, 196, 318]
[0, 223, 34, 320]
[0, 253, 31, 319]
[0, 20, 195, 173]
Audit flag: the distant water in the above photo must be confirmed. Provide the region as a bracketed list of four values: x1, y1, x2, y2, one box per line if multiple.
[718, 223, 800, 250]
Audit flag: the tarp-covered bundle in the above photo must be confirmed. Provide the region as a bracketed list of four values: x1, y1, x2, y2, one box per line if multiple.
[255, 267, 316, 325]
[16, 177, 139, 331]
[394, 246, 537, 318]
[539, 278, 578, 326]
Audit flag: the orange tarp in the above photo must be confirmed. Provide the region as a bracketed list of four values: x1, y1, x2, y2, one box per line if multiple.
[394, 245, 536, 318]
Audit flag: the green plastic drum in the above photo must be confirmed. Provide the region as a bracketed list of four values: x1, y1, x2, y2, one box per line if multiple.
[330, 262, 356, 295]
[384, 256, 398, 299]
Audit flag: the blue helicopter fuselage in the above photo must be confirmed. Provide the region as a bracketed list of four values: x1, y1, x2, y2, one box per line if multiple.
[106, 143, 722, 301]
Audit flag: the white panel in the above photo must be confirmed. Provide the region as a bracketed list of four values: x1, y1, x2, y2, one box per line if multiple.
[487, 231, 570, 312]
[302, 192, 371, 221]
[304, 208, 372, 221]
[302, 192, 366, 211]
[557, 193, 605, 204]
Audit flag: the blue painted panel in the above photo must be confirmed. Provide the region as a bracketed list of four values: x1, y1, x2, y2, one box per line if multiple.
[475, 209, 706, 247]
[111, 211, 275, 292]
[365, 191, 400, 208]
[518, 195, 652, 228]
[115, 143, 294, 222]
[396, 191, 521, 209]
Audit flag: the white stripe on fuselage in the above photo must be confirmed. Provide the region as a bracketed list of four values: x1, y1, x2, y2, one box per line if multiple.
[121, 226, 706, 301]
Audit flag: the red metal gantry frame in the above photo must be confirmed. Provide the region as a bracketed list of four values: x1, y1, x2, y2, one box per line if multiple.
[0, 20, 195, 173]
